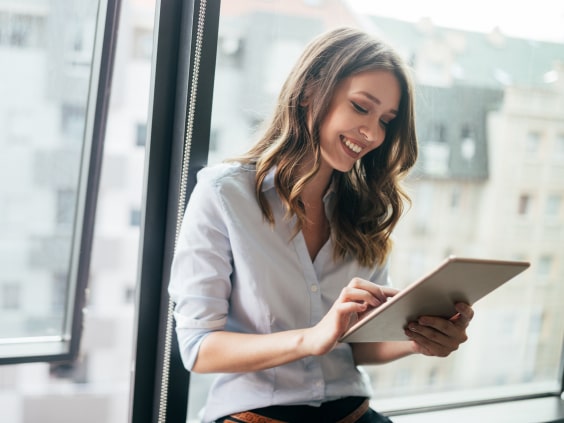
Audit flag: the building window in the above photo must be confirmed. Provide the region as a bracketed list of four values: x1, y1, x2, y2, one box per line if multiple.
[545, 194, 561, 217]
[124, 286, 136, 304]
[450, 185, 461, 209]
[209, 128, 219, 152]
[525, 131, 541, 154]
[130, 208, 141, 227]
[61, 103, 86, 141]
[1, 283, 21, 310]
[135, 123, 147, 147]
[0, 12, 43, 48]
[133, 28, 154, 60]
[430, 122, 447, 143]
[555, 134, 564, 159]
[56, 189, 76, 226]
[518, 194, 531, 215]
[52, 273, 68, 314]
[460, 124, 476, 161]
[537, 255, 553, 278]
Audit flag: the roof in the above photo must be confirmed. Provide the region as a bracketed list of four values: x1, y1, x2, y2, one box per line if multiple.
[370, 15, 564, 88]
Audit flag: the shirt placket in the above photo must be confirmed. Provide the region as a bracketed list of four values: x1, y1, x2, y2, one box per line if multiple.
[292, 229, 326, 400]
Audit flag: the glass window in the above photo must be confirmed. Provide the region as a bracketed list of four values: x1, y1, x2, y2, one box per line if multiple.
[450, 185, 460, 209]
[56, 189, 76, 226]
[546, 194, 561, 217]
[518, 194, 531, 215]
[129, 208, 141, 226]
[525, 131, 541, 154]
[1, 283, 21, 310]
[185, 1, 564, 420]
[135, 122, 147, 147]
[555, 134, 564, 159]
[537, 255, 553, 278]
[1, 0, 154, 420]
[0, 0, 109, 362]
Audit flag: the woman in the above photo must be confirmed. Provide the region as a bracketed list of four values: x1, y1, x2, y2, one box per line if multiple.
[169, 27, 473, 423]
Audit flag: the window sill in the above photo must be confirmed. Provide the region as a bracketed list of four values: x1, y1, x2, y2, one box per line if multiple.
[388, 396, 564, 423]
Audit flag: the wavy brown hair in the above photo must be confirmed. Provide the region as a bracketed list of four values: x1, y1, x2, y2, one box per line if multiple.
[235, 27, 418, 267]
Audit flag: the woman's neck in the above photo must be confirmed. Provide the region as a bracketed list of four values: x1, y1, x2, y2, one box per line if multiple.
[299, 156, 334, 205]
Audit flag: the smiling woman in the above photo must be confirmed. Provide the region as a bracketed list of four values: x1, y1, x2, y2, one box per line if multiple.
[167, 26, 475, 423]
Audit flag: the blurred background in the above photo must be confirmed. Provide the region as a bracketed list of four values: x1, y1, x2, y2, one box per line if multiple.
[0, 0, 563, 422]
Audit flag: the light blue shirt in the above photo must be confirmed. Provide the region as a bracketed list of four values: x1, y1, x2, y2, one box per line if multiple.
[169, 163, 390, 422]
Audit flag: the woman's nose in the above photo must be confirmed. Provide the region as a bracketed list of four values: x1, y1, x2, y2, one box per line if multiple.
[359, 122, 384, 144]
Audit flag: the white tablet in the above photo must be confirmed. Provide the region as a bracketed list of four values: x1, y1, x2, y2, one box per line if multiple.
[339, 256, 530, 343]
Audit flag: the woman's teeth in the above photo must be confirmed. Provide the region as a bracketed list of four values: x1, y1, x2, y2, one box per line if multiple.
[344, 138, 362, 154]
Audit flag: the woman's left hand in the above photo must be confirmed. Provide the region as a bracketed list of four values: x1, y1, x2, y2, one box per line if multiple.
[405, 302, 474, 357]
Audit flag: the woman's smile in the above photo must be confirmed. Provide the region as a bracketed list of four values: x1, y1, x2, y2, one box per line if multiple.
[341, 135, 364, 155]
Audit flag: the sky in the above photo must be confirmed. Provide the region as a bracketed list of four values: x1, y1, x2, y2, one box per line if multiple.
[348, 0, 564, 43]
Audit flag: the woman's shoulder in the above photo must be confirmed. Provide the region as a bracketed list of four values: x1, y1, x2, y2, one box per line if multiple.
[196, 162, 256, 193]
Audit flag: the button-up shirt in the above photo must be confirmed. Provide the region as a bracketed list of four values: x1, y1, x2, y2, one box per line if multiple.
[168, 163, 390, 422]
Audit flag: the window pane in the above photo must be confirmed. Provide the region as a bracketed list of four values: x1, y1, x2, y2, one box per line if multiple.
[0, 0, 101, 361]
[187, 0, 564, 420]
[546, 194, 561, 217]
[1, 0, 155, 420]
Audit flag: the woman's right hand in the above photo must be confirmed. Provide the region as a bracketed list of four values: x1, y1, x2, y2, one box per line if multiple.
[303, 278, 398, 356]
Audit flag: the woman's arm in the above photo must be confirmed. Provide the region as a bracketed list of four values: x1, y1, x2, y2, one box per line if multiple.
[352, 302, 474, 365]
[193, 329, 310, 373]
[193, 279, 398, 373]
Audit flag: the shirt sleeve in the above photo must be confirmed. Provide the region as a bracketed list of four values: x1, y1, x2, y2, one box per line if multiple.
[168, 169, 233, 371]
[369, 255, 392, 287]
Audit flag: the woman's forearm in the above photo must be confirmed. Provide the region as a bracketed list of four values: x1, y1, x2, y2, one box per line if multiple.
[192, 329, 313, 373]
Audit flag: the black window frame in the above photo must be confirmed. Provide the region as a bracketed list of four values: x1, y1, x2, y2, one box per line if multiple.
[0, 0, 122, 366]
[129, 1, 219, 422]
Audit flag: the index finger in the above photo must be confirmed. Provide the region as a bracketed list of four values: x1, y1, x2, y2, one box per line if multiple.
[348, 278, 399, 303]
[377, 286, 399, 302]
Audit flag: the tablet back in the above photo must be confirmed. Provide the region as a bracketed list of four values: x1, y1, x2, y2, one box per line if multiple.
[339, 257, 530, 343]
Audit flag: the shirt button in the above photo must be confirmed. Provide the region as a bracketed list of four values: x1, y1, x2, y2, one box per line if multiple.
[310, 285, 318, 293]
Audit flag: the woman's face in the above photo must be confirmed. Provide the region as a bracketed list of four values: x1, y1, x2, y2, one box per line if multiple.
[317, 70, 401, 173]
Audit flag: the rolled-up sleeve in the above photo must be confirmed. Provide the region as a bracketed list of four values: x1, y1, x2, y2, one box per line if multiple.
[168, 169, 233, 370]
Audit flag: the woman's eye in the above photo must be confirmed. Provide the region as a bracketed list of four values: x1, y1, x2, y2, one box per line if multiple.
[380, 119, 390, 128]
[352, 102, 368, 114]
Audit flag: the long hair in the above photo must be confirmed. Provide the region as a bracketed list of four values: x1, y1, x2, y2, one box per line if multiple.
[235, 27, 418, 267]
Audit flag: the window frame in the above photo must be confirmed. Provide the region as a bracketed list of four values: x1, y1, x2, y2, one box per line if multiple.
[129, 1, 219, 422]
[0, 0, 122, 365]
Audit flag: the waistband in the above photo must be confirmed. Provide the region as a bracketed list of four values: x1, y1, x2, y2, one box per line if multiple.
[222, 396, 370, 423]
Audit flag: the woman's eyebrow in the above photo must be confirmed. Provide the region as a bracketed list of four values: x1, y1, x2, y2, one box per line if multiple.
[358, 91, 398, 115]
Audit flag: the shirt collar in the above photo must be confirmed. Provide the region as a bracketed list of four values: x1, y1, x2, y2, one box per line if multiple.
[261, 166, 276, 192]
